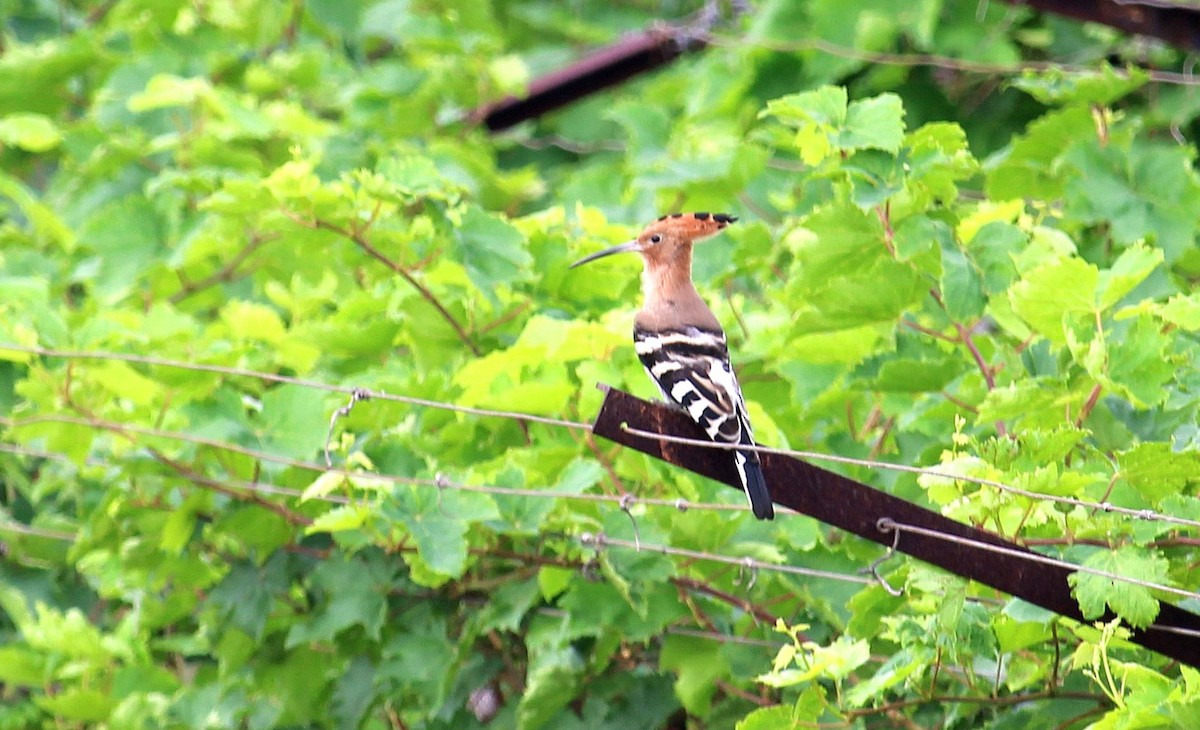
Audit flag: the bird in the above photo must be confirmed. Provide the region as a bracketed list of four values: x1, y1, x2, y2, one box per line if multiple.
[571, 212, 774, 520]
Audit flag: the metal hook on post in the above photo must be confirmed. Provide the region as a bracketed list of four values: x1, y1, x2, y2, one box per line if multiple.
[619, 493, 641, 551]
[324, 387, 372, 467]
[434, 472, 452, 519]
[579, 531, 606, 581]
[739, 556, 759, 594]
[733, 556, 760, 625]
[865, 518, 904, 597]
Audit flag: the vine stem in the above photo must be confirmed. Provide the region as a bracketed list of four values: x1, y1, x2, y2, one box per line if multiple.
[283, 210, 482, 356]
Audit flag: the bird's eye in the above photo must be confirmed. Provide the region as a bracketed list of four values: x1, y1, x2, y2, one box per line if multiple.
[649, 234, 662, 244]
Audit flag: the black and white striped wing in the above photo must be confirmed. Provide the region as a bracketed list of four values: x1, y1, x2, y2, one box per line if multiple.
[633, 326, 749, 446]
[634, 325, 774, 520]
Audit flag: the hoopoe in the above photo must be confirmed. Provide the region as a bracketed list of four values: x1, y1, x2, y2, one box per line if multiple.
[572, 213, 774, 520]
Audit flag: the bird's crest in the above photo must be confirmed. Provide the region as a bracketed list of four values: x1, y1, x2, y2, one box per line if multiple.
[641, 212, 737, 245]
[569, 212, 737, 270]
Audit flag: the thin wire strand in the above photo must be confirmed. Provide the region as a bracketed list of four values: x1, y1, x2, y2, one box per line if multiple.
[0, 519, 75, 541]
[879, 519, 1200, 603]
[1146, 624, 1200, 639]
[0, 343, 590, 431]
[0, 424, 753, 515]
[4, 347, 1200, 605]
[4, 419, 1199, 611]
[0, 443, 853, 585]
[664, 626, 779, 647]
[580, 532, 872, 585]
[5, 342, 1196, 532]
[712, 34, 1200, 87]
[620, 425, 1200, 532]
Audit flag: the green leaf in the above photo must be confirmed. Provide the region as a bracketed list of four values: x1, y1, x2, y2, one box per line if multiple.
[559, 580, 627, 637]
[1102, 315, 1174, 407]
[841, 93, 905, 154]
[1098, 244, 1163, 309]
[306, 0, 365, 36]
[553, 458, 603, 494]
[206, 556, 288, 640]
[376, 155, 461, 201]
[1117, 442, 1200, 504]
[1063, 142, 1200, 262]
[517, 648, 584, 730]
[34, 689, 116, 722]
[90, 361, 163, 406]
[331, 656, 375, 730]
[538, 566, 572, 601]
[286, 556, 389, 646]
[455, 205, 533, 304]
[763, 88, 904, 162]
[159, 496, 198, 554]
[1011, 64, 1148, 106]
[787, 202, 924, 332]
[842, 651, 922, 707]
[874, 356, 964, 392]
[301, 471, 348, 502]
[1008, 257, 1098, 344]
[1068, 547, 1168, 628]
[222, 300, 287, 343]
[384, 485, 498, 580]
[986, 107, 1093, 200]
[474, 578, 541, 633]
[0, 646, 47, 686]
[737, 704, 802, 730]
[77, 196, 165, 302]
[126, 73, 213, 111]
[940, 245, 985, 320]
[306, 504, 369, 534]
[659, 634, 729, 715]
[966, 222, 1024, 294]
[1153, 293, 1200, 330]
[257, 384, 330, 459]
[892, 214, 949, 267]
[0, 113, 62, 152]
[758, 636, 870, 686]
[764, 86, 847, 128]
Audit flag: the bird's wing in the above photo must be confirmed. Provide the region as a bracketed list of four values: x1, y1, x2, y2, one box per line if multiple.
[634, 326, 750, 445]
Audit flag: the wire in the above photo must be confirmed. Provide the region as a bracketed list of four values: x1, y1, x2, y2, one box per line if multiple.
[580, 532, 873, 585]
[709, 34, 1200, 87]
[4, 342, 1196, 533]
[0, 519, 74, 541]
[0, 441, 856, 585]
[619, 425, 1200, 532]
[1146, 624, 1200, 639]
[3, 412, 1197, 616]
[878, 519, 1200, 603]
[4, 347, 1200, 608]
[0, 427, 755, 516]
[0, 343, 590, 431]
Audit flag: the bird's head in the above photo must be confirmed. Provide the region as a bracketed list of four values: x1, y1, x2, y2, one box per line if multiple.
[570, 212, 737, 269]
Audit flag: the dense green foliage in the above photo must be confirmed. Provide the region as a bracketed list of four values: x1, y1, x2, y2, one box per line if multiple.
[3, 1, 1200, 728]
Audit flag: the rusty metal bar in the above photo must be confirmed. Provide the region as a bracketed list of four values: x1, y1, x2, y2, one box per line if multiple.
[1003, 0, 1200, 51]
[471, 2, 1200, 134]
[591, 386, 1200, 668]
[471, 26, 698, 132]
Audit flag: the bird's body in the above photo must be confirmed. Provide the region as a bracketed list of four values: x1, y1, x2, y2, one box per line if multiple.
[571, 213, 774, 520]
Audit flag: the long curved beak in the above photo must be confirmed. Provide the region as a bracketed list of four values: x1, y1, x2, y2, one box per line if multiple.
[569, 240, 640, 269]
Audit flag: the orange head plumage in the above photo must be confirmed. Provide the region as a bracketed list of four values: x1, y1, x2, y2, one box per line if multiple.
[570, 213, 737, 269]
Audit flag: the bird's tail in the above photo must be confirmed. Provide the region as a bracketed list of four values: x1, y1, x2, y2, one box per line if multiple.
[733, 450, 774, 520]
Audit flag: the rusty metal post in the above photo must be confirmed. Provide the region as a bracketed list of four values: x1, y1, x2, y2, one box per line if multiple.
[591, 386, 1200, 668]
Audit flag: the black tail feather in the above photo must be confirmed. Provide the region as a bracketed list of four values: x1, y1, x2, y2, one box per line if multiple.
[734, 451, 774, 520]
